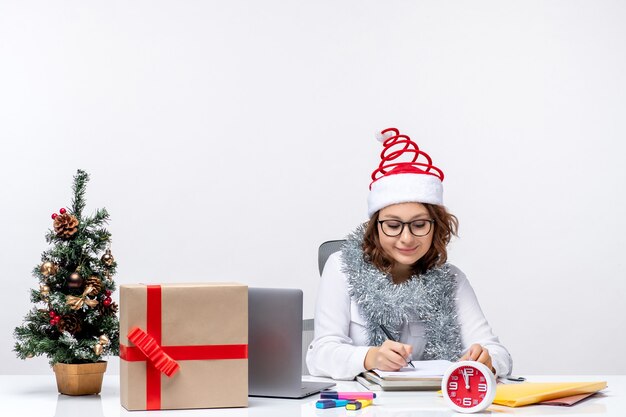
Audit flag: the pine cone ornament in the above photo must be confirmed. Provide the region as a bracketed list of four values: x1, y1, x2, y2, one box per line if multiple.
[85, 275, 102, 295]
[98, 301, 118, 317]
[53, 213, 79, 239]
[57, 314, 82, 334]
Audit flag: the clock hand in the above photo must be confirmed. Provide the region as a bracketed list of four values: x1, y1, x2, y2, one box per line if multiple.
[462, 369, 470, 389]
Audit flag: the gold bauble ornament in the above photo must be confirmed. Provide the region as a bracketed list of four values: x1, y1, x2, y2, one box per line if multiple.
[101, 249, 115, 267]
[93, 343, 103, 355]
[98, 335, 110, 346]
[40, 284, 50, 297]
[67, 272, 83, 288]
[40, 262, 58, 277]
[26, 353, 34, 359]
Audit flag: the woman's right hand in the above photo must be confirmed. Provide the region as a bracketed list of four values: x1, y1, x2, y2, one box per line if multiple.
[364, 340, 413, 371]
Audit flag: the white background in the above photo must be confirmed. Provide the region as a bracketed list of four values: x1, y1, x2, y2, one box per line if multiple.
[1, 1, 625, 376]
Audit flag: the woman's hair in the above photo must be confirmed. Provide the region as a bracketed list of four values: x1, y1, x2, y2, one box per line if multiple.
[362, 203, 459, 275]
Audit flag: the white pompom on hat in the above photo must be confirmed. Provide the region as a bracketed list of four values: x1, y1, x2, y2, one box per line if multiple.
[367, 128, 444, 218]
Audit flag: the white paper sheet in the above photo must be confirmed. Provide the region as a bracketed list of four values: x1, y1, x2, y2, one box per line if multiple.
[373, 359, 453, 379]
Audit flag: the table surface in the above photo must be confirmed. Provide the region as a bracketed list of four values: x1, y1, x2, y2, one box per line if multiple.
[0, 374, 621, 417]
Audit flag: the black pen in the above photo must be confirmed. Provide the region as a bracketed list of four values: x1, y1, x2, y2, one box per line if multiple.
[379, 324, 415, 368]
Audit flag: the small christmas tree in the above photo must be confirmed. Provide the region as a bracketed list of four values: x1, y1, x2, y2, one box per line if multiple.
[14, 170, 119, 365]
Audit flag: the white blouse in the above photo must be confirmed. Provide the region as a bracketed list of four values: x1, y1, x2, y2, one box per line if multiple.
[306, 252, 513, 380]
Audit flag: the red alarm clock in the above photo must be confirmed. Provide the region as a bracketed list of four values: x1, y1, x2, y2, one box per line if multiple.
[442, 361, 497, 413]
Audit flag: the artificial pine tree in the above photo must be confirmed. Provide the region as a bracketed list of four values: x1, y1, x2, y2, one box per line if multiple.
[14, 170, 119, 367]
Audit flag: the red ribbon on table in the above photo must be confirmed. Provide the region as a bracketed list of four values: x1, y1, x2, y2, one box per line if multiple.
[119, 285, 248, 410]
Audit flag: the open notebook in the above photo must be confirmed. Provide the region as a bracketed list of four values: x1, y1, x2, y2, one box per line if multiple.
[373, 360, 452, 380]
[358, 360, 452, 391]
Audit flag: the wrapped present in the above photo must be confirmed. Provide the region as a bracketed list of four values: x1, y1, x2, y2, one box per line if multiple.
[120, 283, 248, 410]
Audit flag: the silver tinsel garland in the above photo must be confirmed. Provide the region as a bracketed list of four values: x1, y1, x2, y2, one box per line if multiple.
[341, 224, 463, 361]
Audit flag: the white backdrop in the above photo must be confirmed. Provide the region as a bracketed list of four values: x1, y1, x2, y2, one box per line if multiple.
[1, 0, 625, 376]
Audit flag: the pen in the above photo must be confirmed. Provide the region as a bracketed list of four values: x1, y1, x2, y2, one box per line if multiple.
[379, 324, 415, 368]
[346, 399, 373, 410]
[320, 390, 377, 400]
[316, 399, 349, 409]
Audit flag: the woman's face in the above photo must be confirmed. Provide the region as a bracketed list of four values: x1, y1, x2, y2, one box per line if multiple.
[377, 202, 434, 270]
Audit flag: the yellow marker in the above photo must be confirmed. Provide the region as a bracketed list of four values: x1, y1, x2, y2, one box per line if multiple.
[346, 399, 373, 410]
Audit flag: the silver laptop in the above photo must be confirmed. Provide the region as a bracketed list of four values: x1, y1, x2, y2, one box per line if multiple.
[248, 288, 335, 398]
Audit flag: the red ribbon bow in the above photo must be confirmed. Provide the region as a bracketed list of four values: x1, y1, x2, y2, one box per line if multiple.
[127, 327, 180, 377]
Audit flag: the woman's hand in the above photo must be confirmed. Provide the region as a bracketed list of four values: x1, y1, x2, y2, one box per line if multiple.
[459, 343, 495, 374]
[364, 340, 413, 371]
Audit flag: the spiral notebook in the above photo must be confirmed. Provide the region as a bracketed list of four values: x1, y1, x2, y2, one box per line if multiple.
[357, 360, 452, 391]
[358, 371, 442, 391]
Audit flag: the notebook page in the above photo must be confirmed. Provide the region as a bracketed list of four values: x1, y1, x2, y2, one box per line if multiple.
[373, 360, 452, 379]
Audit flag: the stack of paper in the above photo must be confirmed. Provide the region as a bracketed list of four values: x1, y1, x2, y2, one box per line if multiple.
[358, 360, 452, 391]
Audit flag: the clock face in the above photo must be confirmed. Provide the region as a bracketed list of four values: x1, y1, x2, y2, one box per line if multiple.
[442, 361, 496, 413]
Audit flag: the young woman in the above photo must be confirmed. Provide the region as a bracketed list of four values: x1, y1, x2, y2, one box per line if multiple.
[306, 128, 512, 380]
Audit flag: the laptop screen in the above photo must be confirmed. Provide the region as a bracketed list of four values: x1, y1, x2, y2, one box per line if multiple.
[248, 287, 304, 396]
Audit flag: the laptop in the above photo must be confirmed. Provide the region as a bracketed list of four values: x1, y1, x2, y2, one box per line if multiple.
[248, 287, 335, 398]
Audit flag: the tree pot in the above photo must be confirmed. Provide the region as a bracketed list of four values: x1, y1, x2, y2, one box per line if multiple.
[52, 361, 107, 395]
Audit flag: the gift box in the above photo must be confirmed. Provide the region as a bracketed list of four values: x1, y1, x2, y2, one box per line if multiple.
[119, 283, 248, 410]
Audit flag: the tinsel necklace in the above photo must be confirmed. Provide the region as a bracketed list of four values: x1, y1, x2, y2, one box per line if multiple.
[340, 224, 463, 361]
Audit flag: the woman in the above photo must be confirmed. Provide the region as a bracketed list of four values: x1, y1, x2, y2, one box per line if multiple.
[306, 128, 512, 380]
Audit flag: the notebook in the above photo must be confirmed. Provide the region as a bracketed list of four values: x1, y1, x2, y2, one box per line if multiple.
[248, 287, 335, 398]
[372, 360, 452, 380]
[357, 360, 452, 391]
[359, 371, 442, 391]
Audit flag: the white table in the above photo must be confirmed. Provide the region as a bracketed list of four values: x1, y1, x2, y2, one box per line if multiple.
[0, 375, 622, 417]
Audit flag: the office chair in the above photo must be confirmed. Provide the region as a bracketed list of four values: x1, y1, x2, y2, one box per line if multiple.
[302, 239, 346, 375]
[317, 239, 346, 276]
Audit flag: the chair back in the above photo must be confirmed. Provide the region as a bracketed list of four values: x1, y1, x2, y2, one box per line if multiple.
[302, 239, 346, 375]
[317, 240, 345, 276]
[301, 318, 314, 375]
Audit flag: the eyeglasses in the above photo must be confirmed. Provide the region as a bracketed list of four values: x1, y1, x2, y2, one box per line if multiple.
[378, 219, 435, 237]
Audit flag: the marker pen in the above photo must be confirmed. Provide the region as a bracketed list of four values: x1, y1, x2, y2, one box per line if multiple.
[320, 391, 377, 400]
[316, 399, 349, 409]
[346, 399, 373, 410]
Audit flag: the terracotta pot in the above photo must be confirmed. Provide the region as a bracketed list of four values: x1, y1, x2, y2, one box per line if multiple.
[53, 361, 107, 396]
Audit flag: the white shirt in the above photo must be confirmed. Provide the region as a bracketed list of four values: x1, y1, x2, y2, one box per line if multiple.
[306, 252, 513, 380]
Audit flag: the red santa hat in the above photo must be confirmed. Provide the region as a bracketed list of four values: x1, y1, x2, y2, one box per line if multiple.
[367, 127, 444, 218]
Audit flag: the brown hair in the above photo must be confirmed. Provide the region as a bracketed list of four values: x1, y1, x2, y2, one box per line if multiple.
[362, 204, 459, 276]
